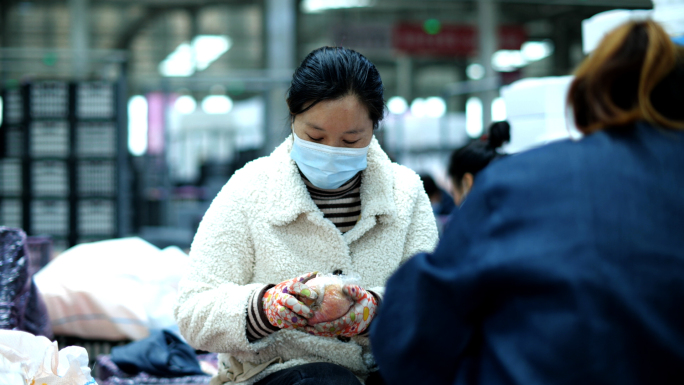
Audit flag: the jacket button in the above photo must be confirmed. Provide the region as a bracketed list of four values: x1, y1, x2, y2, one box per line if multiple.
[332, 269, 343, 275]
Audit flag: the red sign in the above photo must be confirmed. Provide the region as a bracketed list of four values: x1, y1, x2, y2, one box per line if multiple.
[393, 24, 527, 57]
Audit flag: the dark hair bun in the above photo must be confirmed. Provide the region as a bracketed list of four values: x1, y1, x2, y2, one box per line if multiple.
[487, 121, 511, 149]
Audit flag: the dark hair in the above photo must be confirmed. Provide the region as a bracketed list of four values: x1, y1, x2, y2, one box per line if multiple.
[448, 121, 510, 184]
[568, 20, 684, 133]
[419, 174, 439, 198]
[287, 47, 385, 129]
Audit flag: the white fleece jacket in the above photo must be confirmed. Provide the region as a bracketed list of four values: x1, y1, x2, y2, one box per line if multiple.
[174, 135, 438, 384]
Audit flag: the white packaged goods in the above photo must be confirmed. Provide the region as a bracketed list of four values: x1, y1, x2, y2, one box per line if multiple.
[501, 76, 582, 154]
[34, 238, 190, 340]
[0, 330, 97, 385]
[652, 0, 684, 37]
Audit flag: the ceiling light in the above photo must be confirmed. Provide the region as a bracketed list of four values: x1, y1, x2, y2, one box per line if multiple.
[466, 97, 483, 138]
[491, 50, 527, 72]
[521, 40, 554, 62]
[128, 96, 148, 156]
[159, 43, 194, 77]
[410, 98, 426, 118]
[175, 95, 197, 114]
[193, 35, 232, 71]
[159, 35, 232, 77]
[301, 0, 374, 13]
[424, 97, 447, 118]
[388, 96, 408, 115]
[466, 63, 486, 80]
[201, 95, 233, 114]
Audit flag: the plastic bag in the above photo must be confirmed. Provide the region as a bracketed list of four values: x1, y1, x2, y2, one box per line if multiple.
[302, 274, 359, 325]
[0, 329, 97, 385]
[0, 227, 53, 339]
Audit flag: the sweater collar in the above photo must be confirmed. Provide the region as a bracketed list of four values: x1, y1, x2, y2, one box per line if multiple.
[266, 134, 397, 235]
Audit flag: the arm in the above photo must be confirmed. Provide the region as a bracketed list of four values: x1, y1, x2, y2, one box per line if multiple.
[174, 178, 262, 353]
[360, 178, 439, 336]
[369, 185, 490, 384]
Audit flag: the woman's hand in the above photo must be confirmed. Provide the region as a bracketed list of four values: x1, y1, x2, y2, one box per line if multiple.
[303, 284, 378, 337]
[262, 271, 319, 329]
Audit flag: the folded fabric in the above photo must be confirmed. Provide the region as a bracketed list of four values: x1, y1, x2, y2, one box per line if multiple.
[110, 329, 205, 378]
[97, 354, 214, 385]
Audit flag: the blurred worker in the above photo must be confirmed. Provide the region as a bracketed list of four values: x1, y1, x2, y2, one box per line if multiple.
[419, 173, 455, 233]
[175, 47, 438, 385]
[448, 121, 510, 206]
[370, 20, 684, 385]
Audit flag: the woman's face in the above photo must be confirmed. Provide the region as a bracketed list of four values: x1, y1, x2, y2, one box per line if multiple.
[292, 94, 374, 148]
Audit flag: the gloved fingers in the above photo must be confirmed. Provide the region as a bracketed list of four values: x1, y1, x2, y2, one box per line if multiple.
[270, 305, 309, 328]
[342, 285, 367, 302]
[280, 293, 315, 318]
[310, 320, 346, 336]
[290, 281, 317, 301]
[300, 325, 337, 337]
[292, 271, 318, 285]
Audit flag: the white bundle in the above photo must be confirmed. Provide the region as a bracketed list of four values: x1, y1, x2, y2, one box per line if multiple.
[652, 0, 684, 37]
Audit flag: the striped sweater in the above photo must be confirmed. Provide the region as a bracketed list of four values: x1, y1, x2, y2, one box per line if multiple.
[302, 171, 362, 234]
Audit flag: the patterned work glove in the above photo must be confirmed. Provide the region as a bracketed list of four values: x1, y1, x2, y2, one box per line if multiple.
[302, 284, 378, 338]
[262, 271, 318, 330]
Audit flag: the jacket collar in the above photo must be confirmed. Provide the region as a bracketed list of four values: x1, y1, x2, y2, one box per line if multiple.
[265, 134, 397, 240]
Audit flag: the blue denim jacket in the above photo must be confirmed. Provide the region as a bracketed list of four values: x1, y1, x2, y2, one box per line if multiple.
[371, 122, 684, 385]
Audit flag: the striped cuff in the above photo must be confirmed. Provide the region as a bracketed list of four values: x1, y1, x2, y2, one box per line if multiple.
[246, 284, 279, 342]
[358, 289, 383, 337]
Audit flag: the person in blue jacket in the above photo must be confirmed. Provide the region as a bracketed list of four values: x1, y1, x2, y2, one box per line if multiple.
[447, 120, 510, 206]
[370, 20, 684, 385]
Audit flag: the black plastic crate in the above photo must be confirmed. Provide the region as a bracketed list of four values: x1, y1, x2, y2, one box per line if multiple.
[0, 158, 22, 196]
[77, 81, 115, 119]
[30, 120, 69, 157]
[77, 199, 115, 236]
[3, 88, 24, 124]
[32, 160, 69, 197]
[0, 198, 22, 228]
[4, 125, 24, 157]
[77, 160, 116, 196]
[31, 199, 69, 236]
[76, 121, 116, 157]
[30, 81, 68, 118]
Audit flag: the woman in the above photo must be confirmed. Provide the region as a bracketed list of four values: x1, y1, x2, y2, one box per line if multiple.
[174, 47, 438, 385]
[447, 120, 509, 205]
[371, 20, 684, 385]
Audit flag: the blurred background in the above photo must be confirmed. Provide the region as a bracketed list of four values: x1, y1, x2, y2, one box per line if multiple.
[0, 0, 656, 254]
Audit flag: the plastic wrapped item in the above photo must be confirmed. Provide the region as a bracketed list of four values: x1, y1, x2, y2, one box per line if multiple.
[301, 274, 357, 325]
[0, 227, 53, 339]
[0, 329, 97, 384]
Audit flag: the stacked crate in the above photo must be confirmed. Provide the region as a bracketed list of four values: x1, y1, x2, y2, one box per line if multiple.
[74, 82, 118, 245]
[30, 82, 70, 252]
[0, 81, 120, 253]
[1, 88, 26, 232]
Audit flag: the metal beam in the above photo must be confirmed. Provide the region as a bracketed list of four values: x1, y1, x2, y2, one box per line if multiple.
[264, 0, 296, 154]
[115, 7, 169, 50]
[69, 0, 90, 78]
[478, 0, 498, 130]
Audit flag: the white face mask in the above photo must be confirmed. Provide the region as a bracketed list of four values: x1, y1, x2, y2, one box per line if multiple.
[290, 131, 370, 189]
